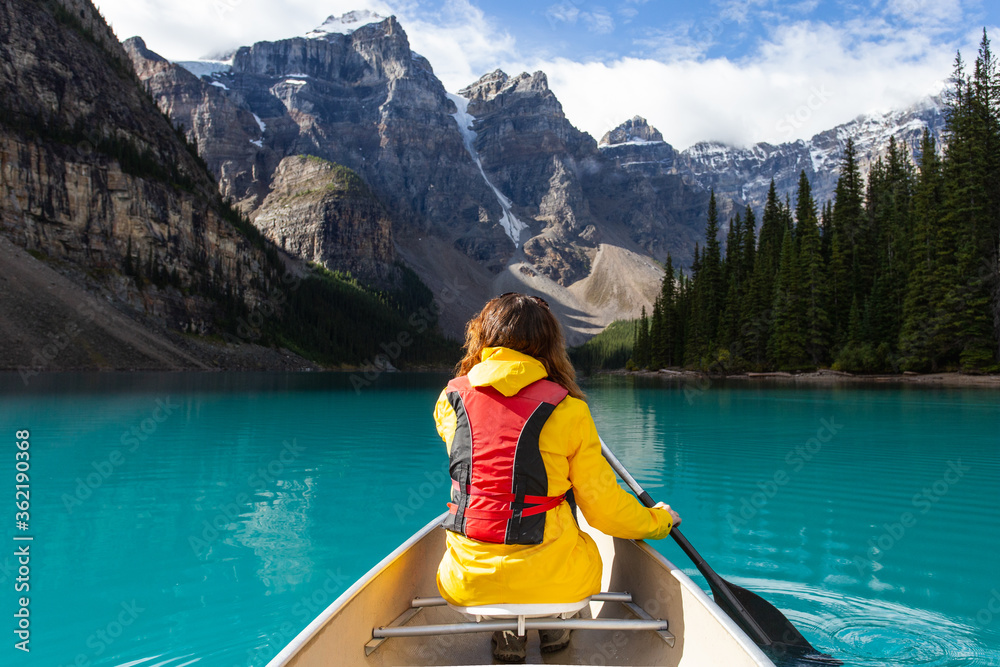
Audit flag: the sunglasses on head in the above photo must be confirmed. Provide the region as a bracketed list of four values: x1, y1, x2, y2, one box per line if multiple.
[498, 292, 550, 309]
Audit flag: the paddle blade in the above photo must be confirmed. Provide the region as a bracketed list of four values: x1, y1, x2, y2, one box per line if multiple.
[708, 579, 841, 665]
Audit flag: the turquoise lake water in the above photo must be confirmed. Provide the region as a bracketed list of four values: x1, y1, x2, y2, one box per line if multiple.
[1, 372, 998, 666]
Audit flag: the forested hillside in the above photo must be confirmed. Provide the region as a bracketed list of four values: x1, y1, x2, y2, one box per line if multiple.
[0, 0, 456, 371]
[628, 31, 999, 374]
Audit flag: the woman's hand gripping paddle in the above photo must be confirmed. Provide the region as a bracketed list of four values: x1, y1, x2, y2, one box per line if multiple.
[599, 439, 841, 665]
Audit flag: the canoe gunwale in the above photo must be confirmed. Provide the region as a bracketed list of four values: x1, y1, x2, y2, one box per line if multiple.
[627, 538, 773, 665]
[266, 512, 775, 666]
[266, 512, 448, 667]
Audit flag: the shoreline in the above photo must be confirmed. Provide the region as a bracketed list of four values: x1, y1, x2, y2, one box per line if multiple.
[3, 364, 998, 388]
[601, 368, 1000, 388]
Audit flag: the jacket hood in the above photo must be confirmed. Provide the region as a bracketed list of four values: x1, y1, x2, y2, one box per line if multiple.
[467, 347, 548, 397]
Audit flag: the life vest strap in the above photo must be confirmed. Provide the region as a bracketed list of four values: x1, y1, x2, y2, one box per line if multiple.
[452, 479, 561, 506]
[447, 492, 565, 519]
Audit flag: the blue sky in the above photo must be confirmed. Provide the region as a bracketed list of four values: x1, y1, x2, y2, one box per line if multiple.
[489, 1, 996, 63]
[95, 0, 998, 148]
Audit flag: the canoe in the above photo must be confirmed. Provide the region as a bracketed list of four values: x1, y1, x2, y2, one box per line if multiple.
[267, 512, 775, 666]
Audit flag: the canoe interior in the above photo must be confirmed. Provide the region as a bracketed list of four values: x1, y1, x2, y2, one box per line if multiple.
[272, 514, 772, 666]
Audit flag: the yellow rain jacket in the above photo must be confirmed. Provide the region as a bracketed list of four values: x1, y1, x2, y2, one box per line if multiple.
[433, 347, 673, 605]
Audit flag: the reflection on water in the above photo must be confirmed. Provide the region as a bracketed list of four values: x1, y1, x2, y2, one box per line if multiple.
[1, 371, 997, 666]
[588, 375, 1000, 667]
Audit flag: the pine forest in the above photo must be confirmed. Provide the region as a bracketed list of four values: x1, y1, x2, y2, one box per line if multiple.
[626, 32, 1000, 375]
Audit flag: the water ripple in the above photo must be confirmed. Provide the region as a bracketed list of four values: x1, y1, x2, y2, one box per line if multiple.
[729, 579, 993, 666]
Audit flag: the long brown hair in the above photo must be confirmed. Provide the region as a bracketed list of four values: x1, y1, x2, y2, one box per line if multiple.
[455, 293, 585, 399]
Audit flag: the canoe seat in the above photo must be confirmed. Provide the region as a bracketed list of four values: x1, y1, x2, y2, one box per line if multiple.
[447, 598, 592, 637]
[366, 591, 675, 656]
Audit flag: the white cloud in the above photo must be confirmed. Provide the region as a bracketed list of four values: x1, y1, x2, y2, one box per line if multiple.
[546, 3, 581, 25]
[94, 0, 395, 59]
[92, 0, 987, 150]
[94, 0, 518, 93]
[510, 19, 967, 148]
[584, 8, 615, 34]
[717, 0, 770, 25]
[888, 0, 963, 27]
[633, 22, 714, 62]
[547, 3, 614, 35]
[402, 0, 519, 88]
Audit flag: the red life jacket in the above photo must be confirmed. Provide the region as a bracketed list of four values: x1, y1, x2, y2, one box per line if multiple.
[442, 375, 569, 545]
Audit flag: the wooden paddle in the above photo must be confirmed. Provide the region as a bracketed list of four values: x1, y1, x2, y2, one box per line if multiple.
[600, 439, 841, 665]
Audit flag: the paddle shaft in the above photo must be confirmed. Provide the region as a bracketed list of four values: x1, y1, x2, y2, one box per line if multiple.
[599, 440, 773, 648]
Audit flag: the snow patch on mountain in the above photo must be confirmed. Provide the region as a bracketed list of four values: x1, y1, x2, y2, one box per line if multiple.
[175, 59, 232, 78]
[448, 92, 528, 247]
[601, 138, 665, 147]
[306, 10, 384, 38]
[672, 95, 945, 211]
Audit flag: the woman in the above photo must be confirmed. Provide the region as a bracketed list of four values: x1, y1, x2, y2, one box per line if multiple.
[433, 293, 682, 661]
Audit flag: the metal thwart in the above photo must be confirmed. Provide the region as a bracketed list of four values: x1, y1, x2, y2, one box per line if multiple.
[365, 591, 675, 656]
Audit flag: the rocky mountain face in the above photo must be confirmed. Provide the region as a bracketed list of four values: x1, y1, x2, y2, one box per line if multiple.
[600, 116, 664, 145]
[460, 69, 601, 285]
[126, 19, 510, 295]
[0, 0, 310, 370]
[599, 99, 947, 225]
[129, 16, 711, 339]
[123, 10, 947, 341]
[251, 155, 397, 284]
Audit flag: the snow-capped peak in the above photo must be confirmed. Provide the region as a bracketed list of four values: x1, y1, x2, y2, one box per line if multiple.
[306, 10, 384, 38]
[175, 59, 233, 79]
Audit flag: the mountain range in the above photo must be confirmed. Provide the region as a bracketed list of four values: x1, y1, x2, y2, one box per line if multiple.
[138, 10, 944, 339]
[0, 1, 948, 367]
[600, 96, 945, 223]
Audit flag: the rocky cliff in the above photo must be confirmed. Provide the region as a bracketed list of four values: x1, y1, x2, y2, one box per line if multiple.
[0, 0, 290, 363]
[600, 116, 664, 145]
[461, 69, 601, 285]
[251, 155, 397, 285]
[599, 98, 947, 226]
[126, 19, 511, 289]
[0, 0, 418, 370]
[122, 11, 947, 342]
[131, 16, 708, 340]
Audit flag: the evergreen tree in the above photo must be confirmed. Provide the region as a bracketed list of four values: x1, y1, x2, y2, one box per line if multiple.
[685, 239, 709, 367]
[940, 44, 998, 369]
[958, 31, 1000, 368]
[723, 213, 742, 283]
[601, 35, 998, 375]
[820, 200, 834, 265]
[650, 297, 665, 370]
[674, 270, 690, 366]
[830, 138, 865, 346]
[757, 180, 785, 271]
[660, 254, 677, 367]
[699, 190, 724, 354]
[742, 206, 757, 286]
[845, 296, 861, 347]
[794, 170, 831, 365]
[899, 131, 944, 370]
[769, 226, 807, 368]
[857, 138, 913, 364]
[981, 31, 1000, 362]
[718, 212, 744, 348]
[634, 306, 651, 369]
[740, 183, 784, 368]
